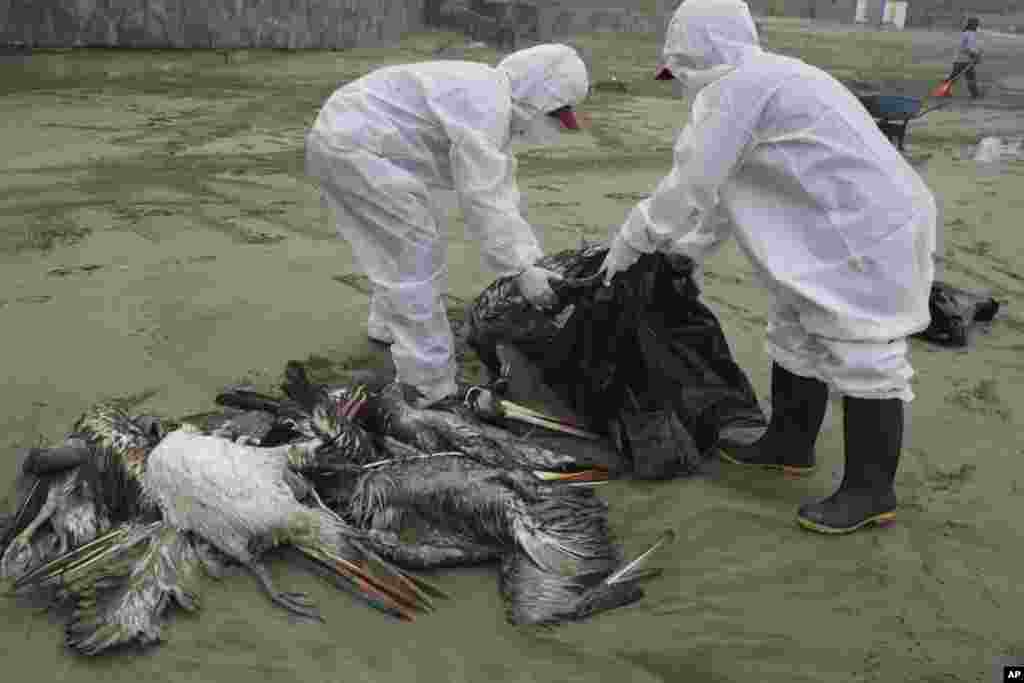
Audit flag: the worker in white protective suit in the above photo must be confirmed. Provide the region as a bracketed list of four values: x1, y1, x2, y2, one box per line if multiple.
[599, 0, 936, 534]
[306, 44, 589, 408]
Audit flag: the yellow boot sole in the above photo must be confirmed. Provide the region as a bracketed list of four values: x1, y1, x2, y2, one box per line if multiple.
[796, 509, 897, 535]
[717, 447, 816, 478]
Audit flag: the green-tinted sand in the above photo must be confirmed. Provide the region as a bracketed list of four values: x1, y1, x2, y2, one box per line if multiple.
[1, 20, 1021, 681]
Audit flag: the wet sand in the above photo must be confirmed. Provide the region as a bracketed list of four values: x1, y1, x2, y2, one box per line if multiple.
[1, 22, 1022, 682]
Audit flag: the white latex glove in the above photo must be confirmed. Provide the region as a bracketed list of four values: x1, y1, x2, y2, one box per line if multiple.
[600, 234, 643, 286]
[517, 266, 564, 309]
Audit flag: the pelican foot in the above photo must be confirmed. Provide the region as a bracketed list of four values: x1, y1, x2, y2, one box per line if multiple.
[249, 560, 323, 622]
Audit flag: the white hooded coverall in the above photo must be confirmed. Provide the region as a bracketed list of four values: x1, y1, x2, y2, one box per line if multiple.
[306, 45, 589, 404]
[619, 0, 936, 402]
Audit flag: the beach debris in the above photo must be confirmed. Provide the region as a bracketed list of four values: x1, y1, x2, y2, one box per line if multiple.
[594, 77, 629, 93]
[974, 136, 1023, 163]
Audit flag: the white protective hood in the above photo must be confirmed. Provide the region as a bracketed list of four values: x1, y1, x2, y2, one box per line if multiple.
[498, 44, 590, 144]
[661, 0, 762, 95]
[663, 0, 762, 71]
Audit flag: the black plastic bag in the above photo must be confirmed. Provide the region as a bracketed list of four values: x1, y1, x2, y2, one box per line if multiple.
[617, 404, 699, 480]
[466, 246, 767, 479]
[913, 281, 1002, 347]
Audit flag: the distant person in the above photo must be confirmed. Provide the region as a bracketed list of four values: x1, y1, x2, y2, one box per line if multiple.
[599, 0, 937, 535]
[948, 17, 982, 99]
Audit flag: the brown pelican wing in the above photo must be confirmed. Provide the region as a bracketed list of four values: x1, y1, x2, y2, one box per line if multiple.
[500, 529, 674, 626]
[9, 521, 206, 655]
[356, 526, 504, 571]
[11, 521, 159, 593]
[63, 523, 205, 655]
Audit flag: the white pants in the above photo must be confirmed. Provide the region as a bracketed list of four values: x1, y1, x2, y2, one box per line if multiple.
[764, 300, 915, 402]
[307, 134, 458, 404]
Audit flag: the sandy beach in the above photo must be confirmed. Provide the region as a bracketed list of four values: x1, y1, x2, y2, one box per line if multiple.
[1, 20, 1022, 682]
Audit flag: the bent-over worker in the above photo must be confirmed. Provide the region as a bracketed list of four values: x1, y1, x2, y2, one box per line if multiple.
[307, 44, 589, 408]
[599, 0, 936, 534]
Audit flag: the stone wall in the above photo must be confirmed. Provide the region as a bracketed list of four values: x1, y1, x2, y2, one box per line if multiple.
[745, 0, 1024, 28]
[537, 5, 668, 39]
[0, 0, 425, 49]
[423, 1, 670, 47]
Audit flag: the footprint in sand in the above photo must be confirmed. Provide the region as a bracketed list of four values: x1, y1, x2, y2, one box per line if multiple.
[605, 191, 650, 202]
[332, 272, 373, 295]
[238, 229, 286, 245]
[945, 378, 1012, 421]
[899, 448, 978, 511]
[925, 462, 977, 494]
[537, 201, 581, 209]
[14, 295, 53, 305]
[47, 264, 107, 277]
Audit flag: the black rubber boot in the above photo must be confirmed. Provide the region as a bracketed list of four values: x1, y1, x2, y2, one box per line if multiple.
[718, 363, 828, 476]
[796, 396, 902, 534]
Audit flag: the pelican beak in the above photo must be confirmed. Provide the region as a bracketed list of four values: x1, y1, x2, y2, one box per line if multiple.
[532, 468, 610, 483]
[497, 400, 600, 440]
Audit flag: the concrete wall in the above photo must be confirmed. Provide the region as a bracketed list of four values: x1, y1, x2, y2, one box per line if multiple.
[810, 0, 860, 23]
[537, 3, 669, 39]
[423, 1, 671, 48]
[746, 0, 1023, 28]
[0, 0, 425, 49]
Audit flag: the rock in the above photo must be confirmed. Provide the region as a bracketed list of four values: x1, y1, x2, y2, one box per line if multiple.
[973, 136, 1023, 163]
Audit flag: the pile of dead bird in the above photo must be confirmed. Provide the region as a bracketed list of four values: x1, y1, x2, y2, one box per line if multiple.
[0, 359, 675, 656]
[1, 245, 777, 656]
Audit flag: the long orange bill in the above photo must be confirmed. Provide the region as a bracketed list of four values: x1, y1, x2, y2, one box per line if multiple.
[353, 541, 444, 609]
[297, 545, 422, 620]
[338, 561, 418, 622]
[502, 410, 601, 440]
[329, 552, 427, 613]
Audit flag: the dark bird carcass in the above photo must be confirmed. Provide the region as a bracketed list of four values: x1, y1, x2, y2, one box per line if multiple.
[1, 404, 163, 582]
[347, 453, 673, 625]
[217, 362, 669, 625]
[214, 361, 609, 480]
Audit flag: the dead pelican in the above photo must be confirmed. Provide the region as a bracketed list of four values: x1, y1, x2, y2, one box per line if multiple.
[347, 454, 671, 625]
[1, 404, 162, 581]
[6, 408, 438, 655]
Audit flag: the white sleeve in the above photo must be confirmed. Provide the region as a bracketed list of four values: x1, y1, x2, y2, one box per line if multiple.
[428, 80, 543, 278]
[448, 133, 542, 276]
[619, 84, 756, 256]
[667, 204, 733, 264]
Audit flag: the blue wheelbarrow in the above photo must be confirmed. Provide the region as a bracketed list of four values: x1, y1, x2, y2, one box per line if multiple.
[857, 94, 952, 151]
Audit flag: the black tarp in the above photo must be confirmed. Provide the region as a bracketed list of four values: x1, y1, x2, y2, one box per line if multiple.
[466, 246, 767, 480]
[913, 281, 1002, 347]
